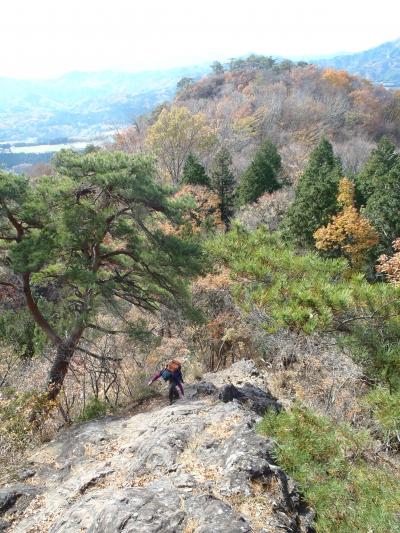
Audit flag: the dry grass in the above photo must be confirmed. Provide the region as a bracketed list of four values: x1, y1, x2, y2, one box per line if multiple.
[267, 353, 367, 423]
[215, 477, 282, 532]
[193, 267, 233, 291]
[179, 434, 222, 483]
[261, 331, 367, 424]
[204, 415, 241, 441]
[179, 415, 242, 483]
[183, 517, 200, 533]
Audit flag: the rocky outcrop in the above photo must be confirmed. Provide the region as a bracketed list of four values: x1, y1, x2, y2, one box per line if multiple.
[218, 383, 281, 415]
[0, 485, 39, 531]
[2, 361, 314, 533]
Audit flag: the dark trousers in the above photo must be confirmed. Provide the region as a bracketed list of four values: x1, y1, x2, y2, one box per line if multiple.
[169, 383, 180, 403]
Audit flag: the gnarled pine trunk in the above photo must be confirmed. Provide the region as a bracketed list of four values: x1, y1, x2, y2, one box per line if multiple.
[47, 343, 77, 401]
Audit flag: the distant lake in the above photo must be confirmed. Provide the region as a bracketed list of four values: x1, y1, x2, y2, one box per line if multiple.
[9, 140, 103, 154]
[0, 137, 113, 171]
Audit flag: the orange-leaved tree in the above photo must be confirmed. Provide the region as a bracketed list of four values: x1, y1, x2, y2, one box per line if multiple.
[314, 178, 379, 267]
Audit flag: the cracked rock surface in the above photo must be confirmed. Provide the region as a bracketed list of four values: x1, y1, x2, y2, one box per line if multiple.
[3, 361, 314, 533]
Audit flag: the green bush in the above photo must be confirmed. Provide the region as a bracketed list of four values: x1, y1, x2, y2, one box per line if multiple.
[207, 226, 400, 334]
[258, 405, 400, 533]
[78, 396, 109, 421]
[365, 387, 400, 449]
[342, 318, 400, 392]
[207, 226, 400, 389]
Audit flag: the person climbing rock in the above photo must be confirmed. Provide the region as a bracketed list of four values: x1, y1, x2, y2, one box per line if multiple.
[148, 359, 184, 404]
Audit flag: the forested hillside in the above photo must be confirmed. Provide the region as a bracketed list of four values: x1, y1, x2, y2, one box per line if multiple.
[115, 57, 400, 181]
[316, 37, 400, 87]
[1, 58, 400, 532]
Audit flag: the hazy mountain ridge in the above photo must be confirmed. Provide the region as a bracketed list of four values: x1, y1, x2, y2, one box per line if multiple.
[1, 37, 399, 161]
[0, 65, 208, 142]
[316, 37, 400, 86]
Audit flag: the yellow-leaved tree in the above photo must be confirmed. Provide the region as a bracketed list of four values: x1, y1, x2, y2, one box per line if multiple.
[314, 178, 379, 267]
[146, 106, 215, 185]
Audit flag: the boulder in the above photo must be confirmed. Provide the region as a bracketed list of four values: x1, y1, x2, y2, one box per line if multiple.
[0, 484, 38, 515]
[218, 383, 281, 415]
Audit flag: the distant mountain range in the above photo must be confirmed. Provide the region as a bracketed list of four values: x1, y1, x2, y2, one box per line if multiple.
[0, 37, 399, 152]
[0, 65, 208, 143]
[315, 38, 400, 87]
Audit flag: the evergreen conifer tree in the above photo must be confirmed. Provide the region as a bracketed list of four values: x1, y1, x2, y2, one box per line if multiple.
[364, 160, 400, 253]
[210, 147, 235, 229]
[355, 137, 399, 206]
[284, 138, 342, 246]
[237, 140, 282, 205]
[180, 153, 210, 187]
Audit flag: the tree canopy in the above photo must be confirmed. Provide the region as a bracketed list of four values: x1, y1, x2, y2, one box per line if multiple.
[284, 138, 342, 246]
[210, 147, 236, 230]
[314, 178, 379, 267]
[364, 159, 400, 253]
[180, 153, 210, 187]
[237, 140, 282, 205]
[355, 137, 399, 206]
[0, 150, 204, 400]
[146, 106, 215, 185]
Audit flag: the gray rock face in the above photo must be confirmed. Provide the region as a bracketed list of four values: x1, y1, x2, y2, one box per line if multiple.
[5, 361, 314, 533]
[51, 483, 186, 533]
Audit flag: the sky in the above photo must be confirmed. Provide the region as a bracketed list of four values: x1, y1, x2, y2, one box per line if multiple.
[1, 0, 399, 79]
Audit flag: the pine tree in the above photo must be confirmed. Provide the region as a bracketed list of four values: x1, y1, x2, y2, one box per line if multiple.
[210, 61, 224, 75]
[355, 137, 399, 206]
[0, 150, 204, 402]
[210, 147, 235, 229]
[237, 140, 282, 205]
[180, 153, 210, 187]
[284, 138, 342, 246]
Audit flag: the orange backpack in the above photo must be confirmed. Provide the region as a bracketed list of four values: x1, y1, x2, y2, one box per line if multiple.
[166, 359, 181, 373]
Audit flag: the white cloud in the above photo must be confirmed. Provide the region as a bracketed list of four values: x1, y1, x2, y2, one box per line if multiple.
[1, 0, 399, 78]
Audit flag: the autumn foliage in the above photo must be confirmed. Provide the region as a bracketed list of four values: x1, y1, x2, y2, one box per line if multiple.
[376, 239, 400, 285]
[146, 106, 215, 184]
[314, 178, 379, 267]
[161, 184, 223, 237]
[322, 68, 354, 89]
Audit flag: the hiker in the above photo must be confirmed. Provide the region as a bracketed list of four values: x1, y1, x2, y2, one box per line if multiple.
[148, 359, 184, 404]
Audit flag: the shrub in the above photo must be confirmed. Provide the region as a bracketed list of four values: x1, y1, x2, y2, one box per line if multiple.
[78, 396, 109, 422]
[234, 188, 294, 231]
[343, 314, 400, 392]
[376, 238, 400, 285]
[258, 405, 400, 533]
[365, 387, 400, 450]
[125, 372, 160, 404]
[207, 226, 400, 388]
